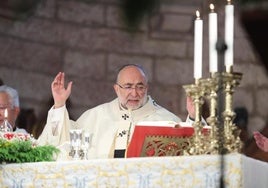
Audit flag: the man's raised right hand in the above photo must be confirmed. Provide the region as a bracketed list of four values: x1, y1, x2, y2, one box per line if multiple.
[51, 72, 73, 108]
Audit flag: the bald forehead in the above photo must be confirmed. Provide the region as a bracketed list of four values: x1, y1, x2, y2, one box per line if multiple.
[118, 65, 143, 75]
[117, 65, 148, 84]
[0, 92, 11, 104]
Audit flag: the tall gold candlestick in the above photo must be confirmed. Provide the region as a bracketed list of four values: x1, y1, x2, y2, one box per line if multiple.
[202, 74, 220, 154]
[183, 79, 207, 155]
[221, 71, 243, 153]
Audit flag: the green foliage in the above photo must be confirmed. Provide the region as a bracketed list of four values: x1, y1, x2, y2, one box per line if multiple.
[0, 139, 59, 163]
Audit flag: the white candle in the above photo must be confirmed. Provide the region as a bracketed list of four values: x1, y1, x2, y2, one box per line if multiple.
[4, 109, 8, 118]
[224, 0, 234, 72]
[209, 4, 218, 73]
[194, 10, 203, 79]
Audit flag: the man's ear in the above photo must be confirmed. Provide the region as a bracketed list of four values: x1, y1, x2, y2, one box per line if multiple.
[113, 84, 119, 94]
[14, 107, 20, 117]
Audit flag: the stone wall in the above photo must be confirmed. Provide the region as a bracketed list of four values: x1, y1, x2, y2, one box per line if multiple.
[0, 0, 267, 136]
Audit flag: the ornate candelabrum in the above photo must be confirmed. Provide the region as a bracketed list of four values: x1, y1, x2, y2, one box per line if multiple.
[201, 74, 220, 154]
[183, 79, 209, 155]
[183, 67, 243, 155]
[221, 67, 243, 153]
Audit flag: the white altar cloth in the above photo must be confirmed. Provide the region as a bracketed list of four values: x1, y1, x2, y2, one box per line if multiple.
[0, 154, 267, 188]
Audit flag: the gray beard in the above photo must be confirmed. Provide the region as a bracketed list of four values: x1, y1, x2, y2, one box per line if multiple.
[119, 96, 148, 111]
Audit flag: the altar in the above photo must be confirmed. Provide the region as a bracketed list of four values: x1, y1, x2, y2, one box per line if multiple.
[0, 153, 267, 188]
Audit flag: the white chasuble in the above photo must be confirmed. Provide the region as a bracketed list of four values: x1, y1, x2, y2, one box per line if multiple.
[38, 96, 182, 160]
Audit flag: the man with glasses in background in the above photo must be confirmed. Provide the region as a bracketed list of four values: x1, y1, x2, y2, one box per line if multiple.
[38, 64, 196, 158]
[0, 85, 28, 133]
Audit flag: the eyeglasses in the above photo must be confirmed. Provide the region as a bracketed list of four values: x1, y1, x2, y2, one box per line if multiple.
[116, 83, 147, 92]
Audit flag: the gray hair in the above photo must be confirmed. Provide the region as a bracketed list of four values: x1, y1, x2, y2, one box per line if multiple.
[0, 85, 20, 107]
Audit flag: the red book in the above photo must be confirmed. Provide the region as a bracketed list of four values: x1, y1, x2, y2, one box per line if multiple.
[126, 124, 209, 158]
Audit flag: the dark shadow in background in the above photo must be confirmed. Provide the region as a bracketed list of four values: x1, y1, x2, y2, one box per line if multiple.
[239, 2, 268, 162]
[240, 7, 268, 72]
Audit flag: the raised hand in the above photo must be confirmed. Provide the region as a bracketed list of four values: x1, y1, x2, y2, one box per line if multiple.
[51, 72, 73, 108]
[253, 131, 268, 152]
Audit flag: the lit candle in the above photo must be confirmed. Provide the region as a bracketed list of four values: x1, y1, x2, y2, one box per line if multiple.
[194, 10, 203, 80]
[4, 108, 8, 119]
[225, 0, 234, 72]
[209, 4, 218, 73]
[4, 108, 12, 132]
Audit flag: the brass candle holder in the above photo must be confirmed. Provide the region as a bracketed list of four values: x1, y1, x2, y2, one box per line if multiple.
[201, 74, 220, 154]
[182, 67, 243, 155]
[183, 79, 209, 155]
[221, 69, 243, 153]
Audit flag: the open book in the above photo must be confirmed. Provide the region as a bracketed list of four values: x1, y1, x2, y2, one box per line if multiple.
[126, 121, 209, 158]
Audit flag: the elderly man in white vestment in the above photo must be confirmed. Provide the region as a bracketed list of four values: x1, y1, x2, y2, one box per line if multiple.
[38, 64, 196, 159]
[0, 85, 28, 134]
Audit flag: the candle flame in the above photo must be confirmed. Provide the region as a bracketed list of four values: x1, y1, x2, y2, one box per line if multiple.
[4, 109, 8, 118]
[196, 10, 200, 19]
[227, 0, 231, 5]
[210, 4, 215, 12]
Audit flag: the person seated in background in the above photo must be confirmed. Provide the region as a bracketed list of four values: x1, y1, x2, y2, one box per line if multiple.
[0, 85, 28, 134]
[253, 131, 268, 152]
[38, 64, 196, 159]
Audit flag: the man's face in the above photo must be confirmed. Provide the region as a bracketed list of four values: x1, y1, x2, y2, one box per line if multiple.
[0, 92, 19, 128]
[114, 66, 148, 110]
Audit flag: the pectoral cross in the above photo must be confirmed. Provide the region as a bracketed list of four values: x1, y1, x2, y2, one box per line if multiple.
[122, 114, 129, 120]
